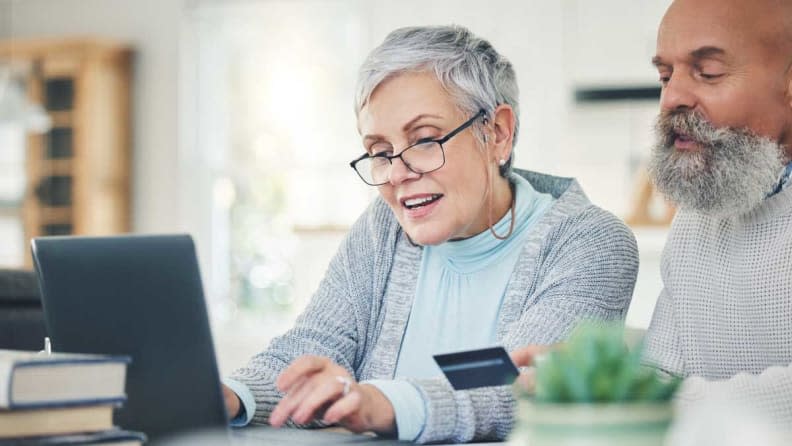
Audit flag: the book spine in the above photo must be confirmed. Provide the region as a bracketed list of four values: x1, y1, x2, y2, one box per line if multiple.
[14, 357, 132, 367]
[9, 397, 126, 411]
[0, 362, 13, 408]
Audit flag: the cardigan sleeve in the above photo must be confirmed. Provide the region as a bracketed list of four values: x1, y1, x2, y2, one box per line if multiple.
[228, 199, 396, 426]
[409, 206, 639, 443]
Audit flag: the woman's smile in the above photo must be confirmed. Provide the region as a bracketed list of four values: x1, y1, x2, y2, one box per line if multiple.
[400, 192, 444, 219]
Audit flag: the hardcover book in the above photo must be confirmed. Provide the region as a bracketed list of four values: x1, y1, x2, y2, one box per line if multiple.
[0, 349, 129, 409]
[0, 429, 146, 445]
[0, 405, 115, 439]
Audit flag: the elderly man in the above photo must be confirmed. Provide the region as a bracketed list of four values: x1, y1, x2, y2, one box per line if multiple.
[642, 0, 792, 424]
[513, 0, 792, 426]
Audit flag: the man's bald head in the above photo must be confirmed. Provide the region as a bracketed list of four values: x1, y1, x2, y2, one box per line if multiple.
[662, 0, 792, 71]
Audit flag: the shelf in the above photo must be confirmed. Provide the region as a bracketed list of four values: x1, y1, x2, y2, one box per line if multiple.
[49, 111, 73, 127]
[38, 206, 72, 224]
[292, 224, 350, 235]
[574, 86, 661, 103]
[0, 37, 132, 267]
[0, 204, 22, 217]
[0, 200, 23, 209]
[37, 159, 73, 175]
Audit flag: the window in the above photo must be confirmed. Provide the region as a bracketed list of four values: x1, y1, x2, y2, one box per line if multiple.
[182, 1, 373, 328]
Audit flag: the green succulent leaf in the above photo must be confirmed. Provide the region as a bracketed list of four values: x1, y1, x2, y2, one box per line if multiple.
[532, 322, 680, 403]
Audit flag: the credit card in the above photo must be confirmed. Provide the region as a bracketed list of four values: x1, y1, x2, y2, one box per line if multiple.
[433, 346, 519, 391]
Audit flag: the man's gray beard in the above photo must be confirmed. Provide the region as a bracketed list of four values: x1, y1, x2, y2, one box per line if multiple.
[648, 111, 786, 218]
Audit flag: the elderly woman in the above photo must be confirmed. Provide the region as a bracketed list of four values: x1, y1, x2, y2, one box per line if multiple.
[223, 25, 638, 443]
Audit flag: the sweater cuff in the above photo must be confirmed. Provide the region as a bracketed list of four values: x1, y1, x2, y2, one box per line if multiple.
[408, 378, 469, 443]
[363, 379, 426, 441]
[223, 377, 256, 426]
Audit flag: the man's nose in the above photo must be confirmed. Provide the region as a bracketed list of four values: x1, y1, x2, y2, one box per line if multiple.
[659, 73, 698, 113]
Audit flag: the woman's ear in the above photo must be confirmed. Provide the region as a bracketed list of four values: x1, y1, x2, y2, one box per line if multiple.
[490, 104, 516, 162]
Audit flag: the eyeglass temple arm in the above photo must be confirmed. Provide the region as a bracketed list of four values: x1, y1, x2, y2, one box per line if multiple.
[436, 109, 487, 144]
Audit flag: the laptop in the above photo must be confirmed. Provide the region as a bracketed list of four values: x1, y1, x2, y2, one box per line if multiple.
[32, 234, 408, 445]
[32, 235, 228, 440]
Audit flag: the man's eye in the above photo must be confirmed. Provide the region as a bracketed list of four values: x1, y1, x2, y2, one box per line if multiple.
[700, 73, 724, 80]
[659, 76, 670, 85]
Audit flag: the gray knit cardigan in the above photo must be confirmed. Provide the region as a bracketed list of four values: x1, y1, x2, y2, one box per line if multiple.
[230, 169, 639, 443]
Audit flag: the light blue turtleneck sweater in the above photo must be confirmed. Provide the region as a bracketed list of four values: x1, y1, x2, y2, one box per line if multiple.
[226, 169, 639, 443]
[365, 174, 554, 440]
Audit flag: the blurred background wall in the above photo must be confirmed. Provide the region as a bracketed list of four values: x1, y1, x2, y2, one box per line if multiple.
[0, 0, 673, 373]
[2, 0, 184, 234]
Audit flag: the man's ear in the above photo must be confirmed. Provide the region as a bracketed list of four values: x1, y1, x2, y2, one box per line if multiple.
[786, 59, 792, 109]
[787, 74, 792, 110]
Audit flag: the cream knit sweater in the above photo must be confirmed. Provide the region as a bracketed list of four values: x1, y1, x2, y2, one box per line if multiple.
[644, 185, 792, 426]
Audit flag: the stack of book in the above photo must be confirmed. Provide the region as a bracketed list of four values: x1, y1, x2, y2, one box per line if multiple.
[0, 349, 146, 445]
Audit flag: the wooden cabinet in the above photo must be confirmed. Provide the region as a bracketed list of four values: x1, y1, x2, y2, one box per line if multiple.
[0, 38, 132, 266]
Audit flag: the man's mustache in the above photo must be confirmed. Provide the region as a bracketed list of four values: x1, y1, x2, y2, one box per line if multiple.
[655, 110, 714, 148]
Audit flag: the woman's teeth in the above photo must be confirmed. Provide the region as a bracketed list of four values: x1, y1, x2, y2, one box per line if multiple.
[404, 194, 441, 209]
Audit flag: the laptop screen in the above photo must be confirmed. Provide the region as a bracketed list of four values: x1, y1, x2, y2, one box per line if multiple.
[32, 234, 228, 439]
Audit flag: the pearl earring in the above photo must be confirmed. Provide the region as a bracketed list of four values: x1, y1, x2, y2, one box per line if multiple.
[498, 159, 506, 166]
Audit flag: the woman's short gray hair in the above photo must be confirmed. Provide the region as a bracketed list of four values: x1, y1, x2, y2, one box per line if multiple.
[354, 25, 519, 177]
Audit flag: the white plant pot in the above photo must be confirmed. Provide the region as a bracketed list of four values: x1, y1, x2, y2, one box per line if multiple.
[512, 400, 673, 446]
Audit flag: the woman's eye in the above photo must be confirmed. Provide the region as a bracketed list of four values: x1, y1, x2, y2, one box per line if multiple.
[368, 145, 392, 156]
[413, 137, 436, 145]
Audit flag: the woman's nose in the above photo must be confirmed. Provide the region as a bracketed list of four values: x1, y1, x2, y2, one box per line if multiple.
[388, 156, 421, 186]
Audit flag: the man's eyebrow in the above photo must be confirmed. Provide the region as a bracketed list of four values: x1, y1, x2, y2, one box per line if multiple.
[652, 46, 727, 67]
[690, 46, 726, 61]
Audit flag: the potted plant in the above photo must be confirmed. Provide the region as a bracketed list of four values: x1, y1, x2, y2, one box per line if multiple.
[513, 323, 680, 446]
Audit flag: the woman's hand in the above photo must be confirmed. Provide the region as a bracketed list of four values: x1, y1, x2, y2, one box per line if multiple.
[269, 355, 396, 435]
[510, 344, 555, 395]
[222, 384, 242, 420]
[510, 344, 551, 368]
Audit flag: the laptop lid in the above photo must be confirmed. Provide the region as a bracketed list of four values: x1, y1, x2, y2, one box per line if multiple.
[31, 234, 228, 440]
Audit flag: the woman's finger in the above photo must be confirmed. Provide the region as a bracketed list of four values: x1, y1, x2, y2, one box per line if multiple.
[291, 375, 351, 424]
[515, 367, 536, 394]
[276, 355, 328, 392]
[322, 389, 362, 425]
[510, 345, 540, 367]
[510, 344, 556, 367]
[270, 375, 316, 427]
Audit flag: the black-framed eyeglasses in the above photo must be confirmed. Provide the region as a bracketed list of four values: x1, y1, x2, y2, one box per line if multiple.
[350, 109, 486, 186]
